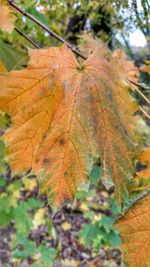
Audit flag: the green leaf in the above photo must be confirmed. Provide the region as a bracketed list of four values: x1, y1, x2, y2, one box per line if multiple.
[0, 194, 13, 213]
[79, 223, 104, 248]
[0, 113, 11, 129]
[0, 161, 8, 178]
[38, 245, 57, 264]
[84, 210, 95, 219]
[100, 215, 115, 233]
[26, 198, 42, 210]
[90, 164, 101, 185]
[105, 229, 121, 247]
[76, 189, 95, 200]
[0, 209, 13, 227]
[14, 203, 33, 235]
[0, 141, 5, 160]
[12, 240, 36, 259]
[0, 41, 27, 71]
[16, 232, 27, 245]
[27, 7, 49, 26]
[0, 177, 6, 187]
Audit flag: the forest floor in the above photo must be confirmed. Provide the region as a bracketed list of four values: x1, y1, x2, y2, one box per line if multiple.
[0, 167, 121, 267]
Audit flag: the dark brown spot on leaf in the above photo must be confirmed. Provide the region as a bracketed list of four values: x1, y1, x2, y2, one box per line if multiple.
[43, 157, 51, 164]
[59, 138, 65, 145]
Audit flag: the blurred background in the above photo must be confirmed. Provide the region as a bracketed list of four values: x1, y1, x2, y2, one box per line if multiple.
[0, 0, 149, 266]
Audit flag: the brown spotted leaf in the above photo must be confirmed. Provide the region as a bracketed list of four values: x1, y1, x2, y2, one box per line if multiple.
[116, 194, 150, 267]
[0, 44, 138, 207]
[0, 0, 16, 33]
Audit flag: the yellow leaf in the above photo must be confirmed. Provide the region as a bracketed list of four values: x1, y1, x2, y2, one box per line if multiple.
[116, 194, 150, 267]
[33, 208, 46, 229]
[94, 214, 102, 221]
[0, 0, 16, 33]
[33, 252, 41, 261]
[61, 259, 79, 267]
[61, 221, 72, 231]
[22, 177, 37, 191]
[80, 202, 89, 212]
[7, 183, 20, 207]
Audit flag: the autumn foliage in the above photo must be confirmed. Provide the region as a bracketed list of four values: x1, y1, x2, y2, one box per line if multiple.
[0, 44, 139, 208]
[0, 2, 150, 267]
[116, 194, 150, 267]
[0, 0, 16, 33]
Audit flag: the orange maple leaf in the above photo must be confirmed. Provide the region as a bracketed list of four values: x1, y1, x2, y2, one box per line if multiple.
[116, 194, 150, 267]
[0, 0, 16, 33]
[0, 44, 138, 207]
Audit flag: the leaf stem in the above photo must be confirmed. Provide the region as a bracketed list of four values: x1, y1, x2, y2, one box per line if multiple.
[15, 27, 40, 49]
[8, 0, 86, 60]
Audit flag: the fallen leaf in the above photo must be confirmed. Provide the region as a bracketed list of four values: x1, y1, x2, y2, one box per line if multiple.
[61, 221, 72, 231]
[80, 202, 89, 212]
[61, 259, 79, 267]
[33, 207, 46, 229]
[22, 177, 37, 191]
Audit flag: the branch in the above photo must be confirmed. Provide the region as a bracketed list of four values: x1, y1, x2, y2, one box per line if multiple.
[15, 27, 40, 49]
[128, 79, 150, 105]
[128, 79, 150, 91]
[139, 105, 150, 119]
[8, 0, 86, 60]
[132, 0, 146, 36]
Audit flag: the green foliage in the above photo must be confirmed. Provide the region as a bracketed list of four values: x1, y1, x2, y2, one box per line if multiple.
[0, 110, 57, 266]
[0, 0, 148, 57]
[0, 141, 121, 265]
[0, 41, 27, 71]
[79, 220, 121, 249]
[76, 167, 121, 252]
[0, 174, 57, 266]
[11, 239, 56, 267]
[79, 201, 121, 250]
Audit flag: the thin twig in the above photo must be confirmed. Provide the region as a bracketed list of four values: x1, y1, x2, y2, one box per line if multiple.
[15, 27, 40, 49]
[128, 79, 150, 105]
[139, 105, 150, 119]
[129, 79, 150, 91]
[8, 0, 86, 60]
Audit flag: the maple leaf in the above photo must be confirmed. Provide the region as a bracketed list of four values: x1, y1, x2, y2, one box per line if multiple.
[83, 49, 138, 207]
[116, 194, 150, 267]
[0, 44, 138, 207]
[0, 0, 16, 33]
